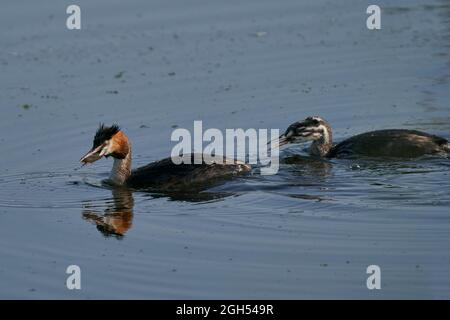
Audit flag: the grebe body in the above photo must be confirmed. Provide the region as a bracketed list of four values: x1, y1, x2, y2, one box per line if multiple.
[80, 124, 251, 190]
[127, 154, 250, 190]
[328, 129, 449, 159]
[277, 116, 449, 159]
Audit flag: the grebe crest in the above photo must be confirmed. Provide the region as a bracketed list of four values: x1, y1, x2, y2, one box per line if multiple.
[93, 124, 120, 149]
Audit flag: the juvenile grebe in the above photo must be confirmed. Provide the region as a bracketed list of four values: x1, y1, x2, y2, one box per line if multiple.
[276, 116, 450, 158]
[80, 124, 251, 190]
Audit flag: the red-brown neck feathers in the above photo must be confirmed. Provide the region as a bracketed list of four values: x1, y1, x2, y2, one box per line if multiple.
[110, 131, 130, 159]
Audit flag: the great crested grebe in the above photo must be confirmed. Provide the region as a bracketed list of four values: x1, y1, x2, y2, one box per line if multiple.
[80, 124, 251, 190]
[276, 116, 450, 159]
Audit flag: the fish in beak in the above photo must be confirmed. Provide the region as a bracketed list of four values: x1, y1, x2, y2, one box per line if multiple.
[80, 143, 107, 165]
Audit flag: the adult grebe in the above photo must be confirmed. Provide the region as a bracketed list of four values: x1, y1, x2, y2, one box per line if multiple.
[80, 124, 251, 190]
[275, 116, 449, 159]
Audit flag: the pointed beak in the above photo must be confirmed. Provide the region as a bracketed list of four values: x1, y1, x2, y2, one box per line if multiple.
[268, 125, 313, 150]
[80, 144, 104, 165]
[268, 134, 290, 150]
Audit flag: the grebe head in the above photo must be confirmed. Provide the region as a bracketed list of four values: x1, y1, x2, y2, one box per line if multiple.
[277, 116, 332, 148]
[80, 124, 130, 165]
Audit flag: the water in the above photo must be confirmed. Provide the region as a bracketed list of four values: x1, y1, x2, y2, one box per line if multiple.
[0, 0, 450, 299]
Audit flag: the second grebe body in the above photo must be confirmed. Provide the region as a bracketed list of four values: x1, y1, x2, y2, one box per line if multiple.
[80, 124, 251, 190]
[277, 116, 449, 159]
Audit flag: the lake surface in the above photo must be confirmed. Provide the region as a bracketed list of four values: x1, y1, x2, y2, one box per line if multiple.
[0, 0, 450, 299]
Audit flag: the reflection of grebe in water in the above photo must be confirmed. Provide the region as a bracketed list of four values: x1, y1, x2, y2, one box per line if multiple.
[82, 188, 134, 238]
[80, 124, 251, 191]
[82, 187, 234, 238]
